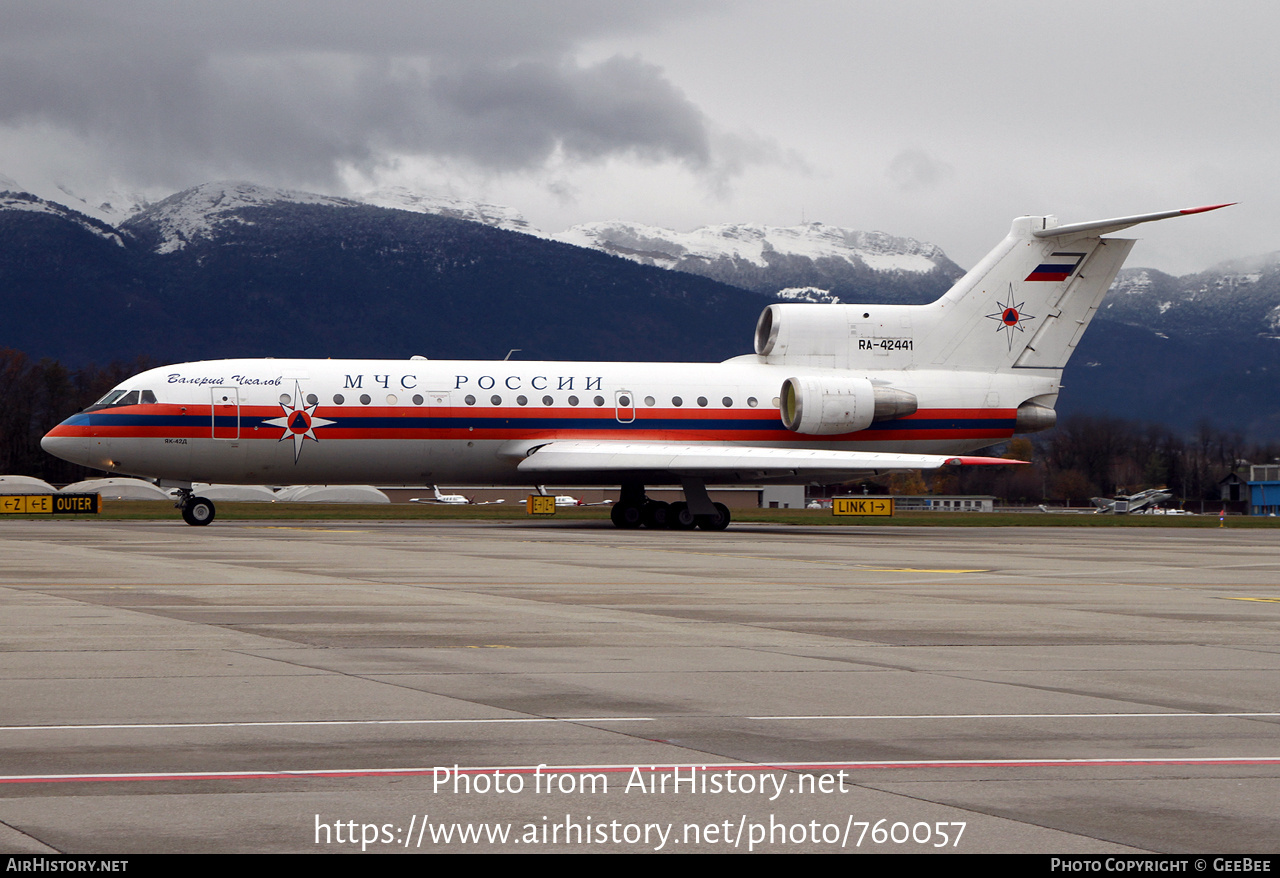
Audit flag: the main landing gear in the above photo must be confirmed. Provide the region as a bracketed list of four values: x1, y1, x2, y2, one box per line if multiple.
[609, 480, 731, 531]
[175, 489, 216, 526]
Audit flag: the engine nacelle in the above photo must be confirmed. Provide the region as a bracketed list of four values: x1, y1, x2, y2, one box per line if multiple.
[1014, 401, 1057, 433]
[780, 376, 918, 435]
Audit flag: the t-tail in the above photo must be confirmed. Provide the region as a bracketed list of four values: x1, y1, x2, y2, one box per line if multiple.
[754, 204, 1233, 374]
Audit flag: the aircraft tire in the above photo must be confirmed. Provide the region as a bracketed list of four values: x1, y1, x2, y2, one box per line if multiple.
[182, 496, 216, 526]
[611, 501, 644, 529]
[667, 502, 698, 530]
[696, 502, 731, 531]
[642, 501, 670, 529]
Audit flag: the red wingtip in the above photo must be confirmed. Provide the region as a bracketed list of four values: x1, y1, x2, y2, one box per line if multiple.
[1179, 203, 1236, 215]
[946, 456, 1030, 466]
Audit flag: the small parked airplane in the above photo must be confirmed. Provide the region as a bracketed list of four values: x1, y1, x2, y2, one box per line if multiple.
[427, 486, 471, 505]
[1091, 487, 1175, 514]
[42, 204, 1230, 529]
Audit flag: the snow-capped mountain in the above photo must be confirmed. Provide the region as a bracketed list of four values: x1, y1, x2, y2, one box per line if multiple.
[1104, 253, 1280, 340]
[4, 174, 1280, 437]
[776, 286, 843, 304]
[551, 220, 963, 303]
[352, 185, 533, 234]
[555, 220, 947, 272]
[122, 181, 359, 253]
[0, 177, 126, 247]
[0, 174, 149, 225]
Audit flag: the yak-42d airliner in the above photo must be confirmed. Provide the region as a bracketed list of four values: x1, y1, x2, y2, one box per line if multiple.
[42, 204, 1230, 529]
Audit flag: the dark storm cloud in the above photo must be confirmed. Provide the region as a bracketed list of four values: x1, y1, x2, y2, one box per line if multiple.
[0, 1, 717, 186]
[424, 56, 710, 168]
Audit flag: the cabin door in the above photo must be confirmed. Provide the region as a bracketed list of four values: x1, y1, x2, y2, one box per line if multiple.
[211, 387, 240, 439]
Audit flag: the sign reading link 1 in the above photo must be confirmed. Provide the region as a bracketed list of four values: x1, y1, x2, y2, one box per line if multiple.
[0, 494, 101, 515]
[833, 497, 894, 517]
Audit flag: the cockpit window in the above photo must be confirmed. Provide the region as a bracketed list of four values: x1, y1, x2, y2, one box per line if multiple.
[85, 388, 156, 413]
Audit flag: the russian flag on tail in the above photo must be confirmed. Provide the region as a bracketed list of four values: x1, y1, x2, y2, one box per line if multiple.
[1025, 251, 1086, 282]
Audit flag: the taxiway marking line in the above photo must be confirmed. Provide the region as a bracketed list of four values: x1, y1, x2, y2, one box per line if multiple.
[517, 540, 988, 574]
[0, 717, 655, 732]
[3, 711, 1276, 734]
[601, 545, 988, 574]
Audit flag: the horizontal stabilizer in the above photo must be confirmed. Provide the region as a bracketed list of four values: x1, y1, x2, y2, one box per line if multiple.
[1033, 203, 1234, 239]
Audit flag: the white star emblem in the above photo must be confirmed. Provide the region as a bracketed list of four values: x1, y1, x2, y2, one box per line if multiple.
[985, 284, 1036, 350]
[263, 381, 336, 462]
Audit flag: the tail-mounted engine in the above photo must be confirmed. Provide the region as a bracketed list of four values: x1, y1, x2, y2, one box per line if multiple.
[780, 376, 918, 435]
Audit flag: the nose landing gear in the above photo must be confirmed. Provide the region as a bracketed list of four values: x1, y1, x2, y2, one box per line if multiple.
[175, 489, 217, 526]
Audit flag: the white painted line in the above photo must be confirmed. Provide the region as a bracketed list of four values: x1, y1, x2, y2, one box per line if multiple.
[0, 717, 654, 732]
[2, 711, 1276, 733]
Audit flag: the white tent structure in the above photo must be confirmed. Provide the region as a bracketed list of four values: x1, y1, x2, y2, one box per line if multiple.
[61, 478, 170, 500]
[191, 484, 279, 502]
[273, 485, 390, 503]
[0, 475, 57, 494]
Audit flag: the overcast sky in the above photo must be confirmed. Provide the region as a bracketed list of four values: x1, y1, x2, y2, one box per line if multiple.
[1, 0, 1273, 273]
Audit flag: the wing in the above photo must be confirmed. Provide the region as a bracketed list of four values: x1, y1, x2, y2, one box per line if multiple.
[515, 441, 1023, 481]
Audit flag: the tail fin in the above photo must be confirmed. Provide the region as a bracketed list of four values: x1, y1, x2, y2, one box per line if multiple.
[921, 213, 1136, 372]
[753, 204, 1232, 372]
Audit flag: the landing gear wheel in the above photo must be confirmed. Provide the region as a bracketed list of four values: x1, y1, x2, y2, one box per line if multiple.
[696, 502, 731, 531]
[610, 500, 644, 529]
[181, 496, 216, 526]
[667, 501, 698, 530]
[642, 501, 670, 529]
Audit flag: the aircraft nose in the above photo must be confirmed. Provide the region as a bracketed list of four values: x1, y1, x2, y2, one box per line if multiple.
[41, 428, 91, 466]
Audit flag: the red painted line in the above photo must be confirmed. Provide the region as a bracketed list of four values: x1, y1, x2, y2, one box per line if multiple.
[6, 756, 1279, 785]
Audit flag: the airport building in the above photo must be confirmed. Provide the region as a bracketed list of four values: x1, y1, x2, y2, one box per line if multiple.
[1247, 465, 1280, 516]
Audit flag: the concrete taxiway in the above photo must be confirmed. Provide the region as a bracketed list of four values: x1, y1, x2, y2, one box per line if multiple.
[0, 519, 1277, 853]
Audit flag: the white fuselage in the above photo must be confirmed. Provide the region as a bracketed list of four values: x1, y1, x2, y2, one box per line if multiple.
[42, 356, 1043, 487]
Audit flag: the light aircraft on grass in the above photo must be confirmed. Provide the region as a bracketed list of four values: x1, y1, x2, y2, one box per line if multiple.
[425, 485, 471, 505]
[41, 204, 1230, 529]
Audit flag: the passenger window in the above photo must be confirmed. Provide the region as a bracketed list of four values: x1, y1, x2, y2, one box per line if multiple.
[412, 394, 424, 405]
[542, 395, 554, 406]
[722, 397, 732, 407]
[517, 395, 528, 406]
[333, 394, 345, 405]
[490, 395, 502, 405]
[593, 396, 605, 406]
[672, 396, 683, 407]
[568, 395, 579, 406]
[644, 396, 655, 406]
[360, 394, 371, 405]
[697, 397, 708, 407]
[306, 394, 319, 406]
